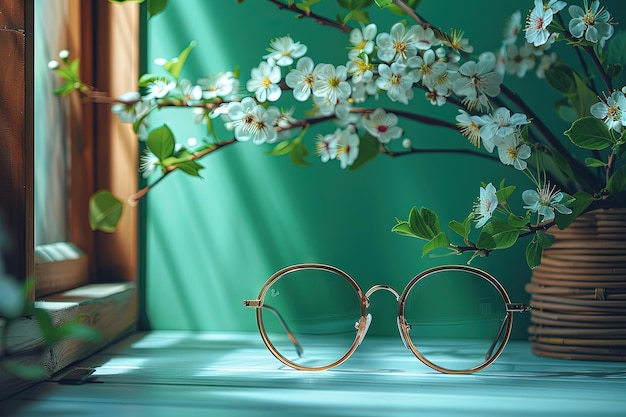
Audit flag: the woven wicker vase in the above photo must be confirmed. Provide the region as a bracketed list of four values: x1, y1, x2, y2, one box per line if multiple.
[526, 208, 626, 361]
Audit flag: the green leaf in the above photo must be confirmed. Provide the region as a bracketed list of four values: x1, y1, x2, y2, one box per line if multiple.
[606, 30, 626, 86]
[448, 220, 469, 239]
[507, 213, 530, 228]
[607, 30, 626, 64]
[337, 0, 373, 9]
[385, 0, 420, 15]
[421, 207, 441, 235]
[344, 9, 370, 23]
[147, 125, 176, 161]
[296, 0, 321, 14]
[571, 72, 600, 118]
[544, 146, 584, 188]
[448, 211, 474, 240]
[391, 221, 415, 237]
[422, 232, 450, 256]
[585, 157, 607, 167]
[289, 140, 310, 167]
[408, 207, 442, 240]
[374, 0, 392, 7]
[1, 361, 49, 380]
[68, 57, 80, 76]
[554, 191, 594, 229]
[89, 190, 124, 232]
[525, 237, 543, 269]
[56, 60, 80, 82]
[163, 41, 196, 80]
[525, 231, 555, 269]
[349, 133, 379, 171]
[52, 81, 77, 97]
[408, 207, 435, 240]
[33, 308, 58, 343]
[148, 0, 167, 17]
[138, 73, 162, 87]
[496, 185, 516, 203]
[545, 65, 576, 95]
[564, 116, 614, 150]
[173, 160, 204, 177]
[267, 140, 296, 156]
[476, 220, 519, 250]
[536, 231, 555, 249]
[607, 165, 626, 204]
[554, 97, 578, 123]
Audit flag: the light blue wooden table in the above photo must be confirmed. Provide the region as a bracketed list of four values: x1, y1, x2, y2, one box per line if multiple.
[4, 331, 626, 416]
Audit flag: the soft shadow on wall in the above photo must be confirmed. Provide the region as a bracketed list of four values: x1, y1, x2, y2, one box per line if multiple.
[144, 0, 545, 338]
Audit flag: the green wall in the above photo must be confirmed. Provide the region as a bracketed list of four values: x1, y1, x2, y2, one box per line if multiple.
[142, 0, 562, 339]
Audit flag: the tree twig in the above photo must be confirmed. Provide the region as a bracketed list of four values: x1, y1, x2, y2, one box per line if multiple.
[265, 0, 352, 33]
[128, 138, 238, 205]
[391, 0, 426, 26]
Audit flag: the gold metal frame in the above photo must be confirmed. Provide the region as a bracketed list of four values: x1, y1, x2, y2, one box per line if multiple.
[244, 263, 531, 374]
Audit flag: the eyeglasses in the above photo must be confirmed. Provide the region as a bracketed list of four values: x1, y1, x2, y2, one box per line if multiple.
[244, 263, 531, 374]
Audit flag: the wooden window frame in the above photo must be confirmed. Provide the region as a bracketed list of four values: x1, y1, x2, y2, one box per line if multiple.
[0, 0, 141, 399]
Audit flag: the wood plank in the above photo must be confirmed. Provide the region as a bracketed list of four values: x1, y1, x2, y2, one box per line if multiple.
[0, 283, 137, 400]
[7, 380, 623, 417]
[35, 243, 89, 296]
[3, 332, 626, 416]
[0, 0, 34, 288]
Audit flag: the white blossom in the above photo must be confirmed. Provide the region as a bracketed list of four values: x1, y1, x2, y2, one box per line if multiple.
[285, 57, 318, 102]
[337, 128, 360, 169]
[376, 62, 414, 104]
[568, 0, 614, 45]
[496, 133, 532, 170]
[363, 108, 403, 144]
[525, 0, 554, 47]
[227, 97, 279, 144]
[263, 35, 307, 67]
[349, 23, 377, 56]
[452, 52, 503, 112]
[590, 91, 626, 132]
[247, 61, 282, 102]
[198, 71, 240, 100]
[376, 22, 419, 63]
[473, 183, 498, 228]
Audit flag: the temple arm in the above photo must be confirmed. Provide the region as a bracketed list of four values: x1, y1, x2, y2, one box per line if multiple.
[244, 299, 304, 357]
[484, 303, 532, 360]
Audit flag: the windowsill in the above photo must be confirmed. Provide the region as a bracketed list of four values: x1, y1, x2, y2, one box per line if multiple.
[0, 281, 137, 400]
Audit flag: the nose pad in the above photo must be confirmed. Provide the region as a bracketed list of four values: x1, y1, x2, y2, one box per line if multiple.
[355, 313, 372, 346]
[397, 316, 411, 350]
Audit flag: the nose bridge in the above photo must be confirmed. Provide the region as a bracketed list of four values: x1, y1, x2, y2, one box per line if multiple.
[364, 284, 412, 351]
[364, 284, 401, 301]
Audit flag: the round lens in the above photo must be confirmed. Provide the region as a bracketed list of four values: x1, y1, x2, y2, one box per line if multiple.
[258, 265, 364, 370]
[401, 267, 510, 373]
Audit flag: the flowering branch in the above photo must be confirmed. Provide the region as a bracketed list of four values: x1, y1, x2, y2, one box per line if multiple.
[50, 0, 626, 270]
